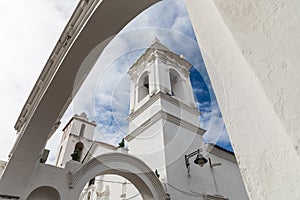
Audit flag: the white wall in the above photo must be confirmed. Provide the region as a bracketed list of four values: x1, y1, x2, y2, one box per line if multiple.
[128, 118, 248, 200]
[163, 121, 247, 200]
[69, 119, 95, 141]
[21, 164, 70, 200]
[128, 119, 168, 182]
[185, 0, 300, 199]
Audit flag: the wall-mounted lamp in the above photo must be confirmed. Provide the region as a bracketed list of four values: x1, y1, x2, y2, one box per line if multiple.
[185, 149, 208, 175]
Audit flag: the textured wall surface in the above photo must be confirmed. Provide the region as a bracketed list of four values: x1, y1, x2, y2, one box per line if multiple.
[185, 0, 300, 199]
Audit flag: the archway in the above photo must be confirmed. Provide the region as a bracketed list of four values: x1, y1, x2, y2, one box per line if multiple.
[69, 153, 167, 200]
[26, 186, 60, 200]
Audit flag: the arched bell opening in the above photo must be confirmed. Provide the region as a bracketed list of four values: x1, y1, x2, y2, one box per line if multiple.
[138, 72, 150, 102]
[169, 68, 185, 102]
[71, 142, 84, 162]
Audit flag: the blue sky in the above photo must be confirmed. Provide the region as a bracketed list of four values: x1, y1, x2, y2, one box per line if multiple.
[0, 0, 232, 163]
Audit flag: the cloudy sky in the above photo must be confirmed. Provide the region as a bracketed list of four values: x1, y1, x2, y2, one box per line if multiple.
[0, 0, 232, 163]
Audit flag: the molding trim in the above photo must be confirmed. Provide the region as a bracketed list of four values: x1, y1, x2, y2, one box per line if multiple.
[0, 194, 20, 199]
[128, 40, 192, 80]
[128, 92, 200, 122]
[126, 110, 206, 142]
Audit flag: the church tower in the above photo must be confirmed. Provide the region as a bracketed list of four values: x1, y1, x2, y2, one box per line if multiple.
[54, 112, 97, 167]
[125, 39, 206, 195]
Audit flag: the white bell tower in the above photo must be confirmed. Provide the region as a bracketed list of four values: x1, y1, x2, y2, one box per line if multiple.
[125, 39, 206, 197]
[54, 112, 97, 167]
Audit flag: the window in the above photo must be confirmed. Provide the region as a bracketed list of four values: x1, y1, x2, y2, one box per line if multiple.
[79, 124, 86, 137]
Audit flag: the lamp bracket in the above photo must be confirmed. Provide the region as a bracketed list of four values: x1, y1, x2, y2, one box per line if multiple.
[185, 149, 204, 175]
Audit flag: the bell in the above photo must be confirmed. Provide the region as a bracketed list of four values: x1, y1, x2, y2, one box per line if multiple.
[194, 154, 208, 167]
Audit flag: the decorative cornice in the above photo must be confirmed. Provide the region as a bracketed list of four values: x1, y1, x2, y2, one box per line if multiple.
[128, 92, 200, 122]
[125, 110, 206, 142]
[128, 40, 192, 80]
[157, 51, 190, 77]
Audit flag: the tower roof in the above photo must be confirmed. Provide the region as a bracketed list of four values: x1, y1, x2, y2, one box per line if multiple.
[148, 37, 170, 52]
[128, 38, 192, 78]
[62, 113, 97, 131]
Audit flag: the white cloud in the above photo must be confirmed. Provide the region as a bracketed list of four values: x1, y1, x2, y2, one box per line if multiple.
[0, 0, 78, 161]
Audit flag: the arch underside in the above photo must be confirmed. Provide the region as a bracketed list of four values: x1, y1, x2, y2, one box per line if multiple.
[27, 186, 60, 200]
[69, 153, 167, 200]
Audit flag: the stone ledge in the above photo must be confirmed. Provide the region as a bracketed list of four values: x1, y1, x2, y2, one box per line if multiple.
[126, 110, 206, 142]
[128, 92, 200, 122]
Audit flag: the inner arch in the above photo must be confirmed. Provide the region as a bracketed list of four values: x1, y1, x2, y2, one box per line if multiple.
[69, 153, 166, 200]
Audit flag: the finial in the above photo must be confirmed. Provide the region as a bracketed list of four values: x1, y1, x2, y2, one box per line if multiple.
[80, 112, 87, 119]
[153, 37, 160, 43]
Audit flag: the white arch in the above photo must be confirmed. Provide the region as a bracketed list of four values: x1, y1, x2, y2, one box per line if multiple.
[26, 186, 60, 200]
[69, 153, 167, 200]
